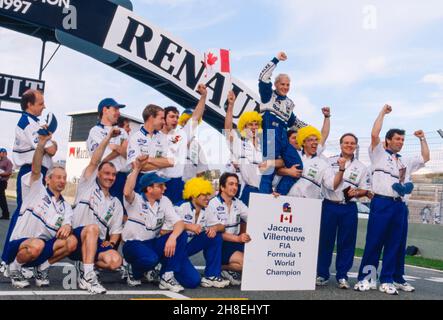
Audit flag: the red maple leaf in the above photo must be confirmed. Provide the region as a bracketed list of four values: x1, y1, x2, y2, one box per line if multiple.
[206, 52, 218, 66]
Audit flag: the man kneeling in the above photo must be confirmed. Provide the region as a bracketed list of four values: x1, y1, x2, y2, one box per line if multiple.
[5, 134, 77, 288]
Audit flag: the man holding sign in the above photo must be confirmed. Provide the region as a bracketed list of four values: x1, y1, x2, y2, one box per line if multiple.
[206, 173, 251, 286]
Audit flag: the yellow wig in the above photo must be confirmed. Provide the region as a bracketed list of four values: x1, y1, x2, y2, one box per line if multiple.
[183, 177, 214, 200]
[178, 110, 202, 127]
[296, 125, 322, 147]
[237, 111, 263, 137]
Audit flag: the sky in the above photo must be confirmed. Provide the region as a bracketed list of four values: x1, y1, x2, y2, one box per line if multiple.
[1, 0, 442, 170]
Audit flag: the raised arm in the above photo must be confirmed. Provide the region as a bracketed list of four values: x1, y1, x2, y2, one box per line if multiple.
[371, 104, 392, 150]
[224, 91, 237, 143]
[258, 52, 286, 103]
[124, 155, 148, 204]
[84, 128, 121, 179]
[31, 134, 52, 184]
[320, 107, 331, 146]
[191, 84, 208, 125]
[333, 157, 347, 190]
[414, 130, 430, 163]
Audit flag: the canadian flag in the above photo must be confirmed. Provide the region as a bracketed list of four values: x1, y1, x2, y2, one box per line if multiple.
[280, 213, 293, 224]
[204, 49, 231, 75]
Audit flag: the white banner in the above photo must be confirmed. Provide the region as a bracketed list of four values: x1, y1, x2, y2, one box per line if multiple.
[242, 194, 322, 291]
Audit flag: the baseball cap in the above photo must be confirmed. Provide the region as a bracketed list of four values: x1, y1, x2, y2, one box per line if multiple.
[139, 173, 170, 189]
[98, 98, 126, 113]
[0, 148, 6, 153]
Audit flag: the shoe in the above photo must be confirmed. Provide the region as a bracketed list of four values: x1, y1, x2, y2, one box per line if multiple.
[201, 276, 230, 288]
[337, 278, 350, 289]
[379, 283, 399, 295]
[0, 261, 7, 276]
[316, 276, 329, 286]
[74, 261, 84, 282]
[78, 271, 107, 294]
[159, 275, 184, 293]
[394, 282, 415, 292]
[354, 280, 371, 292]
[21, 267, 34, 279]
[221, 270, 242, 286]
[34, 267, 50, 287]
[120, 260, 129, 280]
[144, 268, 160, 284]
[10, 269, 30, 288]
[126, 264, 141, 287]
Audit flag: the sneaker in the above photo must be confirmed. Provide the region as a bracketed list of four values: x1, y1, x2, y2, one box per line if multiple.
[368, 279, 378, 290]
[1, 262, 9, 278]
[394, 282, 415, 292]
[78, 271, 107, 294]
[379, 283, 399, 295]
[34, 267, 50, 287]
[10, 269, 30, 288]
[21, 267, 34, 279]
[120, 260, 129, 280]
[159, 275, 184, 293]
[316, 276, 329, 286]
[337, 278, 350, 289]
[144, 269, 160, 284]
[221, 270, 242, 286]
[354, 279, 371, 292]
[201, 276, 230, 288]
[126, 264, 141, 287]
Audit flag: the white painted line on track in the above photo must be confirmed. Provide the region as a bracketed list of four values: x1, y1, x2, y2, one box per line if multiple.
[0, 290, 190, 299]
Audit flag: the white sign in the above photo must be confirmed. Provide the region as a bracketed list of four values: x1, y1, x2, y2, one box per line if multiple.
[65, 141, 90, 183]
[242, 194, 322, 291]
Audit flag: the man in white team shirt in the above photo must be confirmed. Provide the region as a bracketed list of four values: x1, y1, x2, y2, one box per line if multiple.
[126, 105, 174, 192]
[176, 177, 229, 288]
[71, 127, 124, 294]
[2, 90, 58, 268]
[5, 134, 77, 288]
[206, 173, 251, 286]
[87, 98, 128, 206]
[160, 84, 208, 204]
[285, 125, 330, 199]
[355, 105, 430, 295]
[316, 133, 371, 289]
[122, 156, 199, 292]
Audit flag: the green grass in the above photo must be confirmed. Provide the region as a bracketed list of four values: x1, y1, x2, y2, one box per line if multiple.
[354, 248, 443, 271]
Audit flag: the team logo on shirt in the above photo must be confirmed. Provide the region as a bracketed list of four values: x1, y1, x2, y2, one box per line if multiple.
[55, 216, 64, 229]
[137, 138, 147, 145]
[170, 135, 182, 144]
[184, 214, 193, 221]
[104, 203, 116, 223]
[216, 206, 224, 212]
[349, 172, 359, 183]
[43, 195, 51, 205]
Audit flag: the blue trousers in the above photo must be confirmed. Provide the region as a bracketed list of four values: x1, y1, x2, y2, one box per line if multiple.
[1, 165, 48, 262]
[317, 200, 358, 281]
[240, 185, 259, 206]
[259, 112, 302, 194]
[187, 233, 223, 278]
[357, 196, 408, 284]
[164, 178, 185, 205]
[123, 233, 200, 288]
[275, 144, 303, 195]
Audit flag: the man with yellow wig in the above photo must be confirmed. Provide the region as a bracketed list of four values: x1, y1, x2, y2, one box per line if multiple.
[224, 92, 282, 206]
[175, 178, 229, 288]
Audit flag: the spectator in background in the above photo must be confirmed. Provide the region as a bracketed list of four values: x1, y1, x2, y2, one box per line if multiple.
[0, 148, 13, 220]
[117, 117, 131, 136]
[421, 205, 432, 224]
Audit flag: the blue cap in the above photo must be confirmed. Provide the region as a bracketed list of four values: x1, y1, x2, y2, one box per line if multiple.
[98, 98, 126, 113]
[139, 173, 170, 189]
[0, 148, 6, 153]
[37, 113, 58, 136]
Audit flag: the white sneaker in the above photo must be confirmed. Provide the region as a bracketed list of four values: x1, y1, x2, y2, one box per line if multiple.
[120, 260, 129, 280]
[221, 270, 242, 286]
[316, 276, 329, 286]
[78, 271, 107, 294]
[21, 267, 34, 279]
[354, 280, 371, 292]
[337, 278, 350, 289]
[10, 269, 30, 288]
[201, 276, 230, 288]
[0, 261, 7, 274]
[33, 267, 50, 287]
[379, 283, 399, 295]
[394, 282, 415, 292]
[144, 268, 160, 284]
[126, 264, 141, 287]
[2, 263, 10, 278]
[368, 279, 378, 290]
[159, 275, 184, 293]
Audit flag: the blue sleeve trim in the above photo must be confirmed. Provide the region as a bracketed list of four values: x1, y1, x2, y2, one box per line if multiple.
[259, 81, 273, 103]
[17, 115, 30, 130]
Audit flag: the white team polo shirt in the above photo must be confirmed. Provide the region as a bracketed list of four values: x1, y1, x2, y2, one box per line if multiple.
[123, 194, 181, 242]
[11, 173, 73, 241]
[369, 142, 424, 198]
[288, 152, 330, 199]
[87, 123, 129, 173]
[158, 128, 188, 179]
[12, 113, 54, 169]
[230, 133, 263, 188]
[322, 155, 371, 202]
[127, 126, 168, 174]
[175, 201, 221, 237]
[72, 169, 124, 240]
[206, 195, 248, 236]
